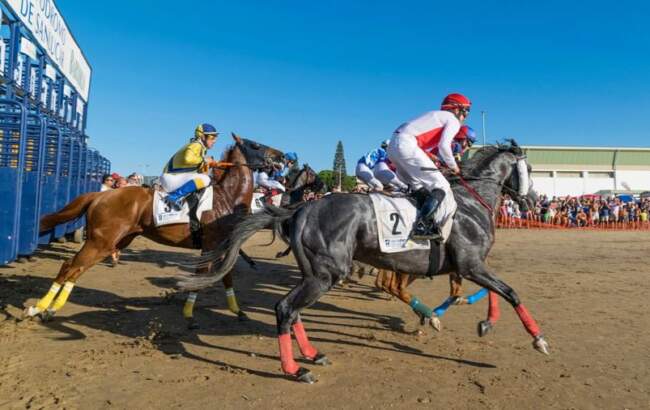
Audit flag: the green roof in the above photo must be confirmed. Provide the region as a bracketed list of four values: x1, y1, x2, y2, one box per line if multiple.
[466, 145, 650, 168]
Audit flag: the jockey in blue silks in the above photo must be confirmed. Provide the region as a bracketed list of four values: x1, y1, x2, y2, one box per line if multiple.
[356, 140, 408, 191]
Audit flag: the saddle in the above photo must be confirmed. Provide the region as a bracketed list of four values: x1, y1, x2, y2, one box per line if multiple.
[153, 187, 213, 249]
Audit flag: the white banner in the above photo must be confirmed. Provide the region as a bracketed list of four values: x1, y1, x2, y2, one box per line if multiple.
[4, 0, 91, 101]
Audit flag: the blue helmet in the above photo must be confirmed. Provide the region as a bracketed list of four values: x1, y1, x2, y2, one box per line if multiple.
[285, 152, 298, 162]
[195, 123, 218, 139]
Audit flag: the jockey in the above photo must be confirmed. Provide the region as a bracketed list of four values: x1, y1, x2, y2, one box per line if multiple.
[356, 140, 408, 191]
[355, 141, 389, 191]
[430, 125, 477, 164]
[387, 93, 471, 240]
[373, 140, 408, 191]
[160, 123, 218, 209]
[277, 151, 300, 181]
[255, 167, 286, 192]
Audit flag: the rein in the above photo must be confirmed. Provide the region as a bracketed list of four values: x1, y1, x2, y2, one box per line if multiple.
[457, 176, 494, 213]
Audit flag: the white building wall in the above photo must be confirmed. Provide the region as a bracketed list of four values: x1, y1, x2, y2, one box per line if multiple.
[532, 173, 620, 197]
[615, 170, 650, 191]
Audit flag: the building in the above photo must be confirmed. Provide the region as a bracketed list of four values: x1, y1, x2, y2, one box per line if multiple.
[522, 146, 650, 197]
[468, 145, 650, 197]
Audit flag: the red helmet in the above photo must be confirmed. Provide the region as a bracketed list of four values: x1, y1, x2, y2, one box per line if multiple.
[441, 93, 471, 110]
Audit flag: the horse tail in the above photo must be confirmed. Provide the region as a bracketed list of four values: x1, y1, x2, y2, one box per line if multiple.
[178, 205, 297, 291]
[40, 192, 103, 233]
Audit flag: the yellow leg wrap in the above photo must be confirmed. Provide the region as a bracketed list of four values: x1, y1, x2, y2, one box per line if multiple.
[49, 282, 75, 312]
[35, 283, 62, 311]
[183, 293, 197, 319]
[225, 288, 240, 314]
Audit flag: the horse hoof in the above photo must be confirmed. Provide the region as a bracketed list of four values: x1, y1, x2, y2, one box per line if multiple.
[453, 297, 467, 305]
[22, 306, 40, 320]
[293, 367, 316, 384]
[237, 311, 250, 321]
[186, 319, 200, 330]
[533, 336, 550, 355]
[477, 320, 492, 337]
[430, 316, 442, 332]
[312, 353, 330, 366]
[39, 310, 55, 322]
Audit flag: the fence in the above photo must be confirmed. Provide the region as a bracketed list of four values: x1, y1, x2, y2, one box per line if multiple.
[496, 215, 650, 231]
[0, 3, 109, 265]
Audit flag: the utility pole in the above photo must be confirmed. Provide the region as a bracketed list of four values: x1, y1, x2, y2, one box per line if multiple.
[481, 111, 487, 146]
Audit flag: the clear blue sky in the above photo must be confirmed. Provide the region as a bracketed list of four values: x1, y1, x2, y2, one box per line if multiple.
[58, 0, 650, 176]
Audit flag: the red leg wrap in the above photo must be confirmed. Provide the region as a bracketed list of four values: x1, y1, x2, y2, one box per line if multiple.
[515, 304, 541, 337]
[278, 333, 299, 375]
[292, 322, 318, 360]
[488, 291, 501, 324]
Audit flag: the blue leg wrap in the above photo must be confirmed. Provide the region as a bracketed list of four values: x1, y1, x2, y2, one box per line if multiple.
[433, 297, 455, 317]
[409, 297, 433, 318]
[466, 288, 489, 305]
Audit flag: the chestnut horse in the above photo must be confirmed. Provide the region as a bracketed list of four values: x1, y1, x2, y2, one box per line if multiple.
[24, 135, 284, 322]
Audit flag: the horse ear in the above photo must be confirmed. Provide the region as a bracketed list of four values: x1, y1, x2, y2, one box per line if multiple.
[231, 133, 242, 145]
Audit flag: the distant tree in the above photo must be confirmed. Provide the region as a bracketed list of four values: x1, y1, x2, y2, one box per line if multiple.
[332, 140, 347, 181]
[317, 170, 357, 192]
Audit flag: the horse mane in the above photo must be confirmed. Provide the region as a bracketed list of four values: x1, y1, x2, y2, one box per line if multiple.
[462, 141, 523, 176]
[211, 144, 244, 184]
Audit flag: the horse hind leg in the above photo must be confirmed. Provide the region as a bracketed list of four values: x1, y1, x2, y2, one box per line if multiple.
[23, 237, 114, 320]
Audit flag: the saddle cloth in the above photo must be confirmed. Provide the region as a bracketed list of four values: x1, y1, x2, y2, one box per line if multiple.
[251, 192, 282, 214]
[153, 187, 214, 227]
[369, 193, 453, 253]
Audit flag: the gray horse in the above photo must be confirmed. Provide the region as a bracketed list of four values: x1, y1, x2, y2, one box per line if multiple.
[180, 142, 549, 383]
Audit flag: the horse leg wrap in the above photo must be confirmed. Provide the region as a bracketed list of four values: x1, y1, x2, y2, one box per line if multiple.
[466, 288, 489, 305]
[35, 282, 62, 312]
[49, 282, 75, 312]
[292, 322, 318, 360]
[433, 297, 455, 317]
[183, 293, 197, 319]
[278, 333, 300, 375]
[225, 288, 240, 314]
[515, 304, 541, 337]
[409, 297, 433, 318]
[487, 291, 500, 324]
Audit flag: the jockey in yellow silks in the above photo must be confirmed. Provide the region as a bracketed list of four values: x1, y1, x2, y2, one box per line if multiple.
[160, 123, 218, 209]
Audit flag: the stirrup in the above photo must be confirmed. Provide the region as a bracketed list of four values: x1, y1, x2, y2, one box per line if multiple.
[410, 222, 442, 241]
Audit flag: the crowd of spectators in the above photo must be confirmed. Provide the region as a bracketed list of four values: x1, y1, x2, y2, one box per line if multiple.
[499, 194, 650, 228]
[101, 172, 145, 191]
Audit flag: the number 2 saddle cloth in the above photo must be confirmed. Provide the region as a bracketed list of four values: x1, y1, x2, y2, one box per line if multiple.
[369, 193, 454, 253]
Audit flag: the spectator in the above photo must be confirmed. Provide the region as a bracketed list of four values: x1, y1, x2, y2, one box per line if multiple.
[115, 177, 129, 188]
[101, 174, 114, 192]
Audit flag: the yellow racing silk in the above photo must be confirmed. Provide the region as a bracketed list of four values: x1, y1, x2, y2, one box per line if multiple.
[163, 140, 207, 174]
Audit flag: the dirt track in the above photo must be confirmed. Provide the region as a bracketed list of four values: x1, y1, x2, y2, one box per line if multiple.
[1, 230, 649, 409]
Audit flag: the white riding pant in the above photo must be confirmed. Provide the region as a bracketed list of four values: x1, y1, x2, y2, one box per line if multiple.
[355, 162, 384, 191]
[159, 172, 211, 192]
[373, 161, 408, 190]
[387, 132, 457, 225]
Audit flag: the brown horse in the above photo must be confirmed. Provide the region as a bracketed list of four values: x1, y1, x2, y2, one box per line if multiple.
[24, 135, 284, 322]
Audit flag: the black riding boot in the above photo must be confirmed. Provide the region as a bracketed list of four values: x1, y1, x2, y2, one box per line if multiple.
[411, 188, 446, 241]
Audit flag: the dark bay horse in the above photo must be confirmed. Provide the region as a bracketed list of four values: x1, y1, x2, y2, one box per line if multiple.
[24, 135, 284, 322]
[280, 164, 325, 206]
[180, 142, 548, 383]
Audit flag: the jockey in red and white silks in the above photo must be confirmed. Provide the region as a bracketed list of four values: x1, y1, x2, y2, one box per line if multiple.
[387, 93, 471, 240]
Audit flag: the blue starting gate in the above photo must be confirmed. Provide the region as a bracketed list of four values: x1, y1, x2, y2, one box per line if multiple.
[0, 2, 109, 265]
